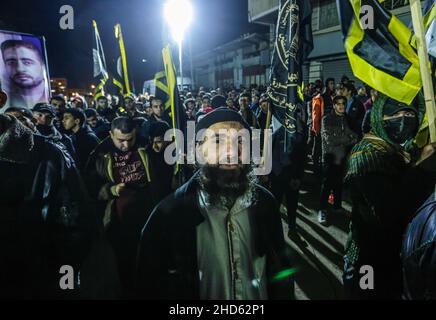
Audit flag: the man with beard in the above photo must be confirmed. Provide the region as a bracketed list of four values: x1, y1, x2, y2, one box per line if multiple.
[49, 94, 68, 130]
[85, 117, 153, 296]
[1, 40, 48, 109]
[0, 110, 97, 298]
[344, 94, 436, 299]
[32, 103, 76, 160]
[136, 107, 292, 299]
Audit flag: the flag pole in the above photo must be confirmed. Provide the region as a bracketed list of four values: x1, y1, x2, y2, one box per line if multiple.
[410, 0, 436, 143]
[261, 107, 272, 167]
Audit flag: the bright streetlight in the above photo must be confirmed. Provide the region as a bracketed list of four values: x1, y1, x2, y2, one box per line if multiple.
[164, 0, 193, 91]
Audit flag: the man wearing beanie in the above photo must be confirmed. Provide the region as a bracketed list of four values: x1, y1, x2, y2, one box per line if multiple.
[137, 107, 292, 300]
[0, 113, 97, 299]
[344, 93, 436, 299]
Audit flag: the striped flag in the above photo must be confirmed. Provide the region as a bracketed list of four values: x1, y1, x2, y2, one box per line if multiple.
[113, 23, 131, 97]
[92, 20, 108, 100]
[337, 0, 422, 105]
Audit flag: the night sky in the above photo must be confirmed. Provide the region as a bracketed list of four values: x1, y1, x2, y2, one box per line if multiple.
[0, 0, 267, 91]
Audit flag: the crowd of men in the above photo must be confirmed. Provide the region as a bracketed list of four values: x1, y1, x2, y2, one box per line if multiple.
[0, 75, 435, 300]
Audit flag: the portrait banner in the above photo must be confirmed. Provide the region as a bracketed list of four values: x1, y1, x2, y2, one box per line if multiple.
[0, 30, 50, 110]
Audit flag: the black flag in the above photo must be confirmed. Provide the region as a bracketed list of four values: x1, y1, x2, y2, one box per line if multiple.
[267, 0, 313, 152]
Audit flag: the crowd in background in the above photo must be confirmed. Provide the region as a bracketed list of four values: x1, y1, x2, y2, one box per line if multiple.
[0, 74, 434, 300]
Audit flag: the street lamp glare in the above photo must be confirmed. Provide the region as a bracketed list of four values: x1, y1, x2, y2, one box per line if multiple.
[164, 0, 193, 45]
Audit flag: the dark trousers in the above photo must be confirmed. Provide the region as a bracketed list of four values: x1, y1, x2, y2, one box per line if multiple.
[311, 133, 322, 176]
[319, 162, 345, 210]
[270, 174, 299, 231]
[307, 129, 314, 152]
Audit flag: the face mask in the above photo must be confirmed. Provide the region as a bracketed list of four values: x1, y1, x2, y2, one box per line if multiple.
[383, 116, 418, 144]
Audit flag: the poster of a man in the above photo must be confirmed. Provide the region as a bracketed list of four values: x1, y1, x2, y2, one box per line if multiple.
[0, 31, 50, 110]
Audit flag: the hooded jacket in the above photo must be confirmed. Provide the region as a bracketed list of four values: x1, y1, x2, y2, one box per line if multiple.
[0, 115, 98, 298]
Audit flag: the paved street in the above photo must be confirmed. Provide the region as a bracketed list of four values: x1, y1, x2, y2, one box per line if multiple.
[280, 156, 351, 300]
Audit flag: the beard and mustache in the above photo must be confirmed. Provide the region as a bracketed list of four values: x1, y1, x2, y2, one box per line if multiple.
[12, 73, 44, 89]
[196, 162, 258, 209]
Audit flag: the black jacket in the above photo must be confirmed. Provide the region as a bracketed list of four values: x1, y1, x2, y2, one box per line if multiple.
[71, 125, 100, 172]
[240, 107, 259, 129]
[402, 193, 436, 300]
[136, 173, 293, 299]
[0, 133, 98, 299]
[346, 156, 434, 299]
[91, 120, 111, 141]
[36, 124, 77, 162]
[321, 112, 358, 165]
[97, 106, 117, 123]
[346, 96, 366, 138]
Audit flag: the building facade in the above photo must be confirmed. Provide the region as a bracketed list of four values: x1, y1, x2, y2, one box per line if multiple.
[193, 33, 270, 89]
[248, 0, 417, 86]
[192, 1, 416, 90]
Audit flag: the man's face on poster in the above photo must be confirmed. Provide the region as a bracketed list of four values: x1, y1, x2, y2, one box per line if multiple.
[2, 45, 45, 90]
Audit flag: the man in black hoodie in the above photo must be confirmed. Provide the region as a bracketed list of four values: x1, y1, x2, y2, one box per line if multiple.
[62, 108, 100, 172]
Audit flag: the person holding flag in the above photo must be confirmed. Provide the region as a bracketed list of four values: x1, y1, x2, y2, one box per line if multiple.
[144, 45, 187, 185]
[337, 0, 436, 299]
[267, 0, 313, 241]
